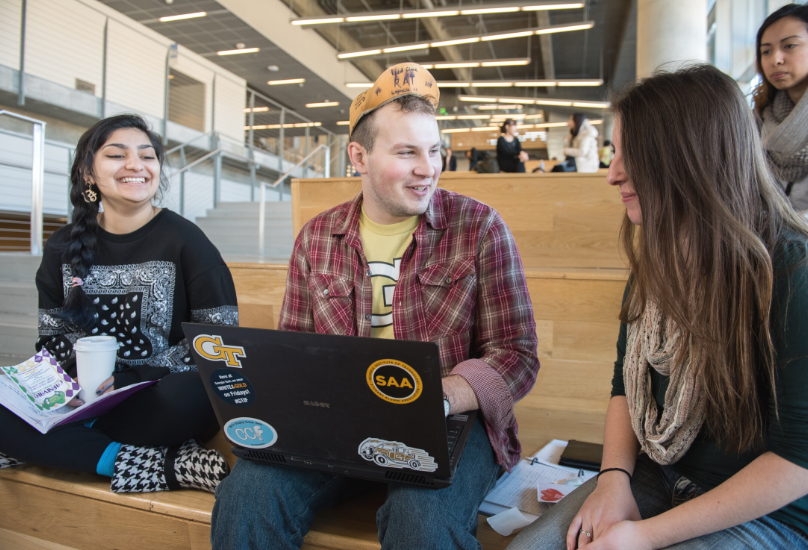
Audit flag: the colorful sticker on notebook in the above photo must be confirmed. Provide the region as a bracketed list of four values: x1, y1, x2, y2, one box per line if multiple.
[358, 437, 438, 472]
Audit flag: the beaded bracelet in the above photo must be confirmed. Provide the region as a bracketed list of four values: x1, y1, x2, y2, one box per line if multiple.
[597, 467, 632, 481]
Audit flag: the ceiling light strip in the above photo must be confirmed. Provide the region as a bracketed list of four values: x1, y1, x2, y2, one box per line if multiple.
[268, 78, 306, 85]
[420, 58, 530, 69]
[460, 7, 520, 15]
[477, 104, 526, 110]
[292, 3, 584, 25]
[382, 43, 430, 53]
[459, 95, 610, 108]
[159, 12, 206, 22]
[336, 22, 594, 59]
[441, 119, 601, 134]
[305, 101, 340, 108]
[401, 10, 459, 18]
[346, 14, 401, 21]
[217, 48, 259, 55]
[245, 122, 322, 130]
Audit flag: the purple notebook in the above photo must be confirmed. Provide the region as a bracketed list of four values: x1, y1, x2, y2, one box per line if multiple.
[53, 380, 158, 427]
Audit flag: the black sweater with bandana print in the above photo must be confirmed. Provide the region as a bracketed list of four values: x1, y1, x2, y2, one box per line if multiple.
[35, 209, 238, 389]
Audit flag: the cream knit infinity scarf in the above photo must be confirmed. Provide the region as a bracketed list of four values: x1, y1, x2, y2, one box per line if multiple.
[761, 90, 808, 184]
[624, 300, 705, 465]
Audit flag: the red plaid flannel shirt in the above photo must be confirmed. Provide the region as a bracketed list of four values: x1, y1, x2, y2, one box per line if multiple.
[279, 188, 539, 471]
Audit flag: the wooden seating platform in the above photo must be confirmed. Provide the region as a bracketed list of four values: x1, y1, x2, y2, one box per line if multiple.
[0, 172, 628, 549]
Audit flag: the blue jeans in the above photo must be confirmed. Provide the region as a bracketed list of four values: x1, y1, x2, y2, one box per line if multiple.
[508, 454, 808, 549]
[211, 416, 500, 550]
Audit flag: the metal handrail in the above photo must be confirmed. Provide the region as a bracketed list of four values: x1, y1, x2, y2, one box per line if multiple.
[165, 131, 213, 156]
[0, 110, 46, 254]
[258, 144, 331, 256]
[165, 148, 224, 179]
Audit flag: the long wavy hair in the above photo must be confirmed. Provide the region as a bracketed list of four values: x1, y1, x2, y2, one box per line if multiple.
[569, 113, 586, 138]
[614, 64, 808, 453]
[59, 114, 167, 330]
[752, 3, 808, 116]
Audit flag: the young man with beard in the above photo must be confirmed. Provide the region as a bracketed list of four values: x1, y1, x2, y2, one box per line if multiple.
[211, 63, 539, 550]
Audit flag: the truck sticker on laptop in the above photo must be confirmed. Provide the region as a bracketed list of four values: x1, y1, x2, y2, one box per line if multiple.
[224, 417, 278, 449]
[193, 334, 246, 367]
[366, 359, 423, 404]
[358, 438, 437, 472]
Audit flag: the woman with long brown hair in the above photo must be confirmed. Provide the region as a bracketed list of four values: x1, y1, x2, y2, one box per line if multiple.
[754, 3, 808, 211]
[509, 65, 808, 549]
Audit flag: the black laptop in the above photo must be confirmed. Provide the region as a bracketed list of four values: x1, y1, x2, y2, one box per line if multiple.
[181, 323, 477, 489]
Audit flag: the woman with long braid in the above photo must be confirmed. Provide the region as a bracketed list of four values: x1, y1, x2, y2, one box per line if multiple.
[0, 114, 236, 494]
[509, 66, 808, 549]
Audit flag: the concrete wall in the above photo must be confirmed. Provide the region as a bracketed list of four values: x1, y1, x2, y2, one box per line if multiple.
[0, 0, 22, 72]
[24, 0, 106, 99]
[0, 0, 248, 142]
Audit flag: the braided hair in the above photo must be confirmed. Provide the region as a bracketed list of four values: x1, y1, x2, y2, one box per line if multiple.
[59, 114, 167, 330]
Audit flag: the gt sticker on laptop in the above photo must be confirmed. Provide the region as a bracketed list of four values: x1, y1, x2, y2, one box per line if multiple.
[193, 334, 246, 367]
[210, 368, 255, 407]
[358, 438, 437, 472]
[366, 359, 423, 404]
[224, 418, 277, 448]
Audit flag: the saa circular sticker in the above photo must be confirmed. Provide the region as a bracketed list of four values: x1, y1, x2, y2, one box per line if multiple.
[366, 359, 422, 404]
[224, 417, 278, 448]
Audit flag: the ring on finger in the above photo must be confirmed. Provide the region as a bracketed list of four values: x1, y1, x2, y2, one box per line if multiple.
[579, 528, 592, 538]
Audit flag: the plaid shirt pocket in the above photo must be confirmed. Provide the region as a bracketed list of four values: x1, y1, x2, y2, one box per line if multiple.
[308, 274, 356, 335]
[417, 259, 477, 338]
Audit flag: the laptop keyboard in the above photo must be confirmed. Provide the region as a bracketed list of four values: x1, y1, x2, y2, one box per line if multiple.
[446, 415, 467, 456]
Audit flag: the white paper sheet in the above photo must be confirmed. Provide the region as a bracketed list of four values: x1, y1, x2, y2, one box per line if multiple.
[487, 507, 535, 536]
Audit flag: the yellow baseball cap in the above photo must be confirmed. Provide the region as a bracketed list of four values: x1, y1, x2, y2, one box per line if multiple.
[349, 62, 440, 137]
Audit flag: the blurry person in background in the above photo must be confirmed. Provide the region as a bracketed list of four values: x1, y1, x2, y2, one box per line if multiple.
[444, 146, 457, 172]
[466, 148, 480, 171]
[599, 139, 614, 168]
[754, 3, 808, 212]
[497, 119, 528, 173]
[563, 113, 599, 173]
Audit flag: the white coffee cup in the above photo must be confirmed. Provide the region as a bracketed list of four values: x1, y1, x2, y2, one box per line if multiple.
[75, 336, 118, 405]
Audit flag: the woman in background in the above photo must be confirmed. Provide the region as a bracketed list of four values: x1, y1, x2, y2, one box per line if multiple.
[509, 65, 808, 549]
[754, 3, 808, 211]
[0, 114, 236, 494]
[497, 119, 528, 173]
[466, 147, 480, 171]
[562, 113, 599, 173]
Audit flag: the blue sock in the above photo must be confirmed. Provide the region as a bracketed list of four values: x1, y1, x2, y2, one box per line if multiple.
[96, 442, 122, 477]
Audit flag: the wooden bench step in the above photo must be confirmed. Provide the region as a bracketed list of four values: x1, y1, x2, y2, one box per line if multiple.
[0, 460, 521, 550]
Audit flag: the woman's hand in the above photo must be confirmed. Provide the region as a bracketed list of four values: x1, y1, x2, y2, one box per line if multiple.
[582, 520, 652, 550]
[567, 474, 641, 549]
[67, 377, 85, 407]
[519, 151, 529, 162]
[96, 376, 115, 396]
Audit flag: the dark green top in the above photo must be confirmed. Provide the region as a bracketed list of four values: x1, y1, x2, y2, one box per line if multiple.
[612, 235, 808, 537]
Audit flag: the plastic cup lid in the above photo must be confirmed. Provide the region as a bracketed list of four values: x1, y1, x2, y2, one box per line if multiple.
[74, 335, 119, 352]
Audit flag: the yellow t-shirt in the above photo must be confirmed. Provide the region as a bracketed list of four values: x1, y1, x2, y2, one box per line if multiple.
[358, 209, 420, 339]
